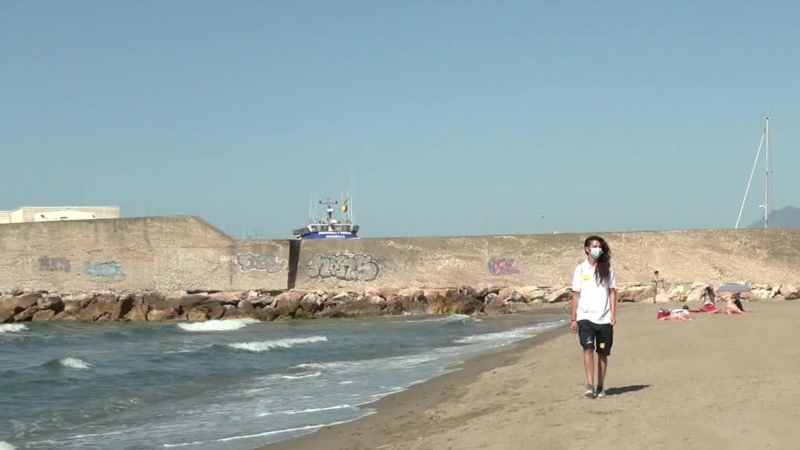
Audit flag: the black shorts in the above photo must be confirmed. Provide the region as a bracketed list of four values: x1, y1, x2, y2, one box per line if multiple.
[577, 320, 613, 356]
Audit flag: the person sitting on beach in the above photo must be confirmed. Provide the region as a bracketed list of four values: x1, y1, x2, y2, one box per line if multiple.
[724, 294, 747, 315]
[700, 287, 718, 312]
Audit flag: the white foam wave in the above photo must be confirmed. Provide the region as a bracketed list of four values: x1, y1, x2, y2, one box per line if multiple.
[163, 419, 359, 447]
[227, 336, 327, 352]
[454, 321, 566, 345]
[0, 441, 17, 450]
[257, 404, 354, 417]
[410, 314, 471, 324]
[279, 372, 322, 380]
[0, 324, 28, 333]
[60, 357, 91, 369]
[292, 354, 438, 373]
[177, 318, 258, 332]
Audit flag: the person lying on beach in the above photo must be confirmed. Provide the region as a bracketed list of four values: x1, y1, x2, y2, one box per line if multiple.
[657, 306, 692, 321]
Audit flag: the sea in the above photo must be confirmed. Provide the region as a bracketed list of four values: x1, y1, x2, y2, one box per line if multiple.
[0, 312, 568, 450]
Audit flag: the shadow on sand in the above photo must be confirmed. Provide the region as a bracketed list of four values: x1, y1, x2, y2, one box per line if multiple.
[604, 384, 650, 396]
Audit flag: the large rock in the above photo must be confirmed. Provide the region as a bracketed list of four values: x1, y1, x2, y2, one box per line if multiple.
[208, 291, 244, 304]
[37, 295, 64, 313]
[483, 293, 507, 315]
[237, 300, 255, 313]
[2, 293, 41, 314]
[300, 294, 322, 313]
[273, 291, 304, 317]
[76, 295, 120, 321]
[397, 289, 426, 313]
[545, 287, 572, 304]
[337, 299, 384, 317]
[147, 307, 179, 322]
[383, 298, 405, 315]
[778, 284, 800, 300]
[186, 308, 208, 321]
[13, 307, 38, 322]
[518, 286, 546, 303]
[32, 310, 56, 321]
[425, 291, 482, 315]
[124, 297, 150, 321]
[0, 308, 15, 324]
[170, 294, 209, 311]
[616, 285, 653, 303]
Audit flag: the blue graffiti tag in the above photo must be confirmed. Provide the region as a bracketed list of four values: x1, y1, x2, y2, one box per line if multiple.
[83, 261, 124, 278]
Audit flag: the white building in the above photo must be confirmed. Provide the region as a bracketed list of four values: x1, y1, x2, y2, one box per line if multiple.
[0, 206, 120, 224]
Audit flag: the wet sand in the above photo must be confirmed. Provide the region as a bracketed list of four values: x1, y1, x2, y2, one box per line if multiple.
[260, 301, 800, 450]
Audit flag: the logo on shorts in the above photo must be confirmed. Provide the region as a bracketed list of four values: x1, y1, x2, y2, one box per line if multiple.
[599, 343, 605, 349]
[586, 337, 593, 345]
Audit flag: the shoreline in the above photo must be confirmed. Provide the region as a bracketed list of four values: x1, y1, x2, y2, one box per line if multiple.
[257, 316, 571, 450]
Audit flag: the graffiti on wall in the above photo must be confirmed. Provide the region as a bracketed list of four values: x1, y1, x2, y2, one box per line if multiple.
[235, 253, 287, 273]
[83, 261, 125, 278]
[307, 253, 380, 282]
[487, 257, 520, 276]
[38, 255, 71, 272]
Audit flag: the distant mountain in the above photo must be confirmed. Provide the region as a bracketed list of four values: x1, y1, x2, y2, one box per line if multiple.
[746, 206, 800, 229]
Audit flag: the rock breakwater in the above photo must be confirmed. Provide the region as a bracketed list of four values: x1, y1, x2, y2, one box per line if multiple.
[1, 282, 798, 324]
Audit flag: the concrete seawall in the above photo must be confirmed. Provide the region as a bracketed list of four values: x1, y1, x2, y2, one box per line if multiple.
[0, 216, 290, 293]
[1, 216, 799, 294]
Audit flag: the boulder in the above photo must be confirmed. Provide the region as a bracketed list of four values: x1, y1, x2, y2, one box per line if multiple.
[545, 287, 572, 304]
[337, 299, 384, 317]
[383, 298, 405, 315]
[483, 293, 507, 315]
[124, 297, 150, 321]
[273, 291, 304, 316]
[0, 308, 15, 324]
[518, 286, 546, 303]
[208, 291, 244, 304]
[53, 311, 78, 321]
[37, 295, 64, 313]
[170, 294, 210, 311]
[397, 289, 426, 313]
[252, 307, 282, 321]
[186, 308, 208, 321]
[237, 300, 255, 312]
[147, 307, 179, 322]
[76, 296, 119, 321]
[616, 285, 653, 303]
[300, 294, 322, 313]
[111, 295, 135, 321]
[779, 284, 800, 300]
[141, 292, 166, 306]
[32, 310, 56, 321]
[251, 296, 274, 307]
[13, 306, 38, 322]
[2, 293, 41, 314]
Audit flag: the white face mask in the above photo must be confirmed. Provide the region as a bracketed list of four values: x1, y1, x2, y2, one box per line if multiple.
[589, 247, 603, 259]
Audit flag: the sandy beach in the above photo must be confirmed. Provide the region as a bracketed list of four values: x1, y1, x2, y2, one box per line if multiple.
[262, 300, 800, 450]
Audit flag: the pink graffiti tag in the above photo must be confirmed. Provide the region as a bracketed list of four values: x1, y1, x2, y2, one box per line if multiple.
[487, 258, 520, 276]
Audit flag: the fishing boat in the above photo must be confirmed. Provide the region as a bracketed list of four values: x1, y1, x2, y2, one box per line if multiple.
[292, 196, 360, 239]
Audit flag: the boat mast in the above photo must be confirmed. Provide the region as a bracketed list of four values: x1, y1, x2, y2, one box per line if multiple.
[764, 116, 770, 229]
[734, 117, 768, 229]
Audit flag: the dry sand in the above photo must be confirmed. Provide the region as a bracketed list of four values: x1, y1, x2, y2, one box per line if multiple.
[261, 301, 800, 450]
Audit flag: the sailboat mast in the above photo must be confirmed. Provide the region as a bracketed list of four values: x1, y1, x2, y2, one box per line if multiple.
[764, 116, 770, 229]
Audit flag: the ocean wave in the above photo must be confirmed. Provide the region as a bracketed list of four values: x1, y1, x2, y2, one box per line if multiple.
[177, 318, 258, 332]
[406, 313, 472, 324]
[43, 357, 91, 370]
[257, 403, 355, 417]
[227, 336, 327, 352]
[0, 324, 28, 333]
[163, 419, 359, 447]
[292, 353, 439, 374]
[0, 441, 17, 450]
[454, 320, 566, 345]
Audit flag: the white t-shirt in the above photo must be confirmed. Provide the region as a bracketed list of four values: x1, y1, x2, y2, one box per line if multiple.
[571, 259, 616, 324]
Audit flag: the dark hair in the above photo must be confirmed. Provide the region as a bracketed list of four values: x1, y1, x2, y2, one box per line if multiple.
[584, 235, 612, 286]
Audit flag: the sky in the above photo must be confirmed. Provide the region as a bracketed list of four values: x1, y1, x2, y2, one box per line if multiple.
[2, 1, 799, 239]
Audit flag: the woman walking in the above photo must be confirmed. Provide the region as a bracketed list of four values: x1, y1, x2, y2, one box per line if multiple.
[570, 235, 617, 399]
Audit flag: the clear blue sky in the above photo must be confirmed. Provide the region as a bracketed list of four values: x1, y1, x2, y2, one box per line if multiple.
[2, 1, 798, 238]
